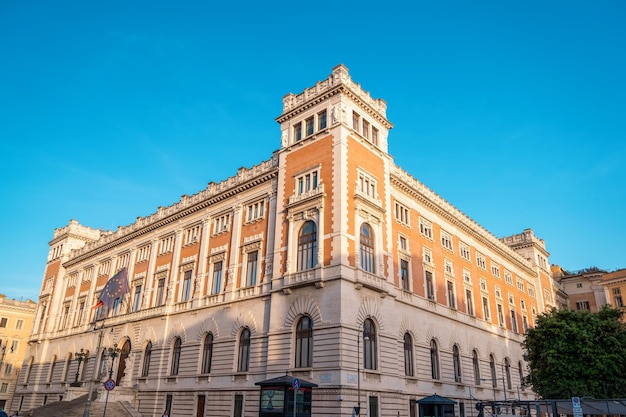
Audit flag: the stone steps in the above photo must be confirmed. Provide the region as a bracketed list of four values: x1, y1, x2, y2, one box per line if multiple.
[28, 394, 138, 417]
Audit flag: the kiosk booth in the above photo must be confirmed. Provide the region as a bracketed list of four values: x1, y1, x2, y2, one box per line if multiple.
[255, 375, 318, 417]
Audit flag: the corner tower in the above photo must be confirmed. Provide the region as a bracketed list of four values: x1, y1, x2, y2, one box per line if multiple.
[271, 64, 394, 288]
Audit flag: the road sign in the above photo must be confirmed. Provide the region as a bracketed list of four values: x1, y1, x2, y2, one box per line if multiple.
[572, 397, 583, 417]
[293, 377, 300, 390]
[104, 378, 116, 391]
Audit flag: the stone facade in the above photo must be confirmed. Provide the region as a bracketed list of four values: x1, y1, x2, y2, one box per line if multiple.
[15, 65, 557, 417]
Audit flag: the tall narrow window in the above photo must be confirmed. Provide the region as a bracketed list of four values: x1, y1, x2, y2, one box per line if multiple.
[318, 110, 327, 130]
[453, 345, 462, 383]
[234, 394, 244, 417]
[238, 328, 251, 372]
[425, 271, 435, 300]
[447, 280, 456, 309]
[294, 122, 302, 141]
[142, 342, 152, 377]
[473, 350, 481, 385]
[363, 319, 377, 370]
[305, 117, 314, 136]
[430, 339, 440, 380]
[211, 261, 223, 294]
[297, 221, 317, 271]
[369, 396, 379, 417]
[466, 289, 475, 316]
[201, 333, 213, 374]
[171, 337, 182, 376]
[360, 224, 375, 273]
[404, 332, 414, 377]
[156, 278, 166, 306]
[182, 270, 192, 302]
[295, 316, 313, 368]
[400, 259, 410, 291]
[518, 361, 525, 388]
[246, 251, 258, 287]
[489, 355, 497, 387]
[133, 285, 142, 312]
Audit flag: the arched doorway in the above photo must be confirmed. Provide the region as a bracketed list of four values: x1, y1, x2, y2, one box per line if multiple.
[116, 340, 131, 385]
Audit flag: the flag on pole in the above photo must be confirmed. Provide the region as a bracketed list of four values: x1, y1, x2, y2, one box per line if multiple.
[93, 268, 129, 318]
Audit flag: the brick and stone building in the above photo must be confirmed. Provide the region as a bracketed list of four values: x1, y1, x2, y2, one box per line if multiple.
[15, 65, 557, 417]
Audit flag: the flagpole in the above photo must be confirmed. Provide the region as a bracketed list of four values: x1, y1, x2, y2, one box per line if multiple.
[83, 319, 105, 417]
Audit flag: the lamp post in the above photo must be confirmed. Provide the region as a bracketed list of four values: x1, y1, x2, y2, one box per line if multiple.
[355, 330, 370, 417]
[71, 349, 89, 387]
[102, 343, 121, 417]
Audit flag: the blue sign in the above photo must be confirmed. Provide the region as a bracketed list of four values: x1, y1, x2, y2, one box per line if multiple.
[104, 378, 116, 391]
[292, 377, 300, 390]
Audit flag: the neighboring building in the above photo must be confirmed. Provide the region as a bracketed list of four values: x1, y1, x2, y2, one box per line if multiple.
[552, 266, 608, 312]
[602, 269, 626, 310]
[0, 295, 36, 412]
[16, 65, 557, 417]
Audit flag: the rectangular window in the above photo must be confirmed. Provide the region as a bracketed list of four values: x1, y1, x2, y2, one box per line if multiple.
[294, 122, 302, 141]
[10, 340, 18, 352]
[158, 235, 175, 255]
[211, 261, 223, 295]
[0, 383, 7, 393]
[463, 269, 471, 284]
[369, 396, 379, 417]
[5, 364, 13, 375]
[517, 278, 525, 292]
[615, 296, 624, 308]
[371, 127, 379, 145]
[528, 284, 536, 298]
[137, 245, 151, 263]
[352, 111, 360, 130]
[504, 270, 513, 285]
[357, 171, 377, 199]
[296, 170, 319, 195]
[495, 285, 502, 300]
[399, 235, 408, 251]
[246, 200, 265, 222]
[419, 217, 433, 239]
[511, 310, 518, 333]
[444, 259, 454, 275]
[184, 225, 201, 245]
[234, 394, 244, 417]
[246, 251, 258, 287]
[305, 117, 314, 136]
[133, 285, 142, 311]
[400, 259, 410, 291]
[112, 298, 121, 316]
[394, 202, 410, 226]
[491, 261, 500, 278]
[476, 252, 486, 270]
[16, 319, 24, 330]
[612, 288, 621, 295]
[522, 315, 529, 332]
[425, 270, 435, 300]
[482, 296, 490, 321]
[362, 119, 370, 139]
[497, 303, 505, 327]
[576, 301, 590, 310]
[117, 252, 130, 269]
[318, 110, 327, 130]
[459, 241, 471, 261]
[466, 289, 475, 316]
[213, 214, 231, 235]
[423, 247, 433, 265]
[447, 280, 456, 309]
[182, 270, 192, 302]
[441, 230, 453, 251]
[480, 278, 488, 292]
[544, 289, 552, 303]
[75, 301, 85, 326]
[156, 278, 166, 306]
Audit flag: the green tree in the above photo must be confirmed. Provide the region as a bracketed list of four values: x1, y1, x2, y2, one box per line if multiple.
[523, 306, 626, 399]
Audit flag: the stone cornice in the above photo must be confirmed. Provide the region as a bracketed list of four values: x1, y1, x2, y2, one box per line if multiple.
[64, 157, 279, 268]
[390, 164, 536, 277]
[276, 65, 393, 129]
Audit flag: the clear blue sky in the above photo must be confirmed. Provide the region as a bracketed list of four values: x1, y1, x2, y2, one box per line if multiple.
[1, 1, 624, 301]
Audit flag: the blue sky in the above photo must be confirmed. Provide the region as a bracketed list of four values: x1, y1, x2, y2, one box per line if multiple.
[1, 1, 624, 301]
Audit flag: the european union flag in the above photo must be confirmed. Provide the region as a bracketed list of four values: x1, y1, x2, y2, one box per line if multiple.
[94, 268, 129, 318]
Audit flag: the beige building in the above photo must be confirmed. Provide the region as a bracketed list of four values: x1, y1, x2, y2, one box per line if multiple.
[16, 65, 558, 417]
[0, 295, 36, 412]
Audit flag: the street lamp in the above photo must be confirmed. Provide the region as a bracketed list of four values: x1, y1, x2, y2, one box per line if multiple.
[355, 331, 370, 417]
[102, 343, 121, 417]
[71, 349, 89, 387]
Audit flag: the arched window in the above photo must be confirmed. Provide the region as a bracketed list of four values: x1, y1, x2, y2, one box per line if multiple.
[518, 361, 525, 388]
[201, 333, 214, 374]
[297, 221, 317, 271]
[403, 333, 414, 377]
[142, 342, 152, 377]
[489, 354, 497, 387]
[453, 345, 462, 383]
[363, 319, 377, 370]
[171, 337, 182, 376]
[430, 339, 440, 380]
[295, 316, 313, 368]
[360, 224, 375, 273]
[237, 328, 251, 372]
[505, 357, 512, 389]
[473, 350, 481, 385]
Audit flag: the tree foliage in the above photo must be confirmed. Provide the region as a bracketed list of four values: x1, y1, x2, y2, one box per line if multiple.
[523, 306, 626, 399]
